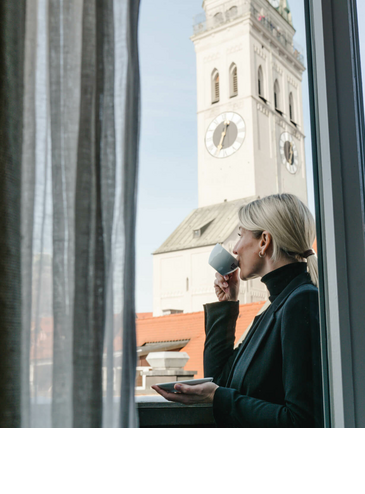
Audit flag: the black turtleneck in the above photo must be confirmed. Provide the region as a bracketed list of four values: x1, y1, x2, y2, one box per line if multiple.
[261, 262, 308, 302]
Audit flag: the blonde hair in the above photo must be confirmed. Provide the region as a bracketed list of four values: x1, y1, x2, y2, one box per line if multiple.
[238, 194, 318, 287]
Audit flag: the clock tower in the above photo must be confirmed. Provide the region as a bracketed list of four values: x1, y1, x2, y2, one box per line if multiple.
[192, 0, 307, 207]
[152, 0, 308, 316]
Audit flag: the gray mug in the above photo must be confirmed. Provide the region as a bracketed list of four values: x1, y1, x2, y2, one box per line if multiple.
[208, 243, 239, 276]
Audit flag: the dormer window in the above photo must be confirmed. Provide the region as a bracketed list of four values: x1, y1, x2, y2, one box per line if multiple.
[212, 69, 220, 104]
[193, 220, 213, 239]
[230, 63, 238, 98]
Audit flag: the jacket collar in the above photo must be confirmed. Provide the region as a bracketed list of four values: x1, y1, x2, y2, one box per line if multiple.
[269, 271, 313, 313]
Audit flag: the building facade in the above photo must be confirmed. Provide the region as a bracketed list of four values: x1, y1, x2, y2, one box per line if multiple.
[153, 0, 308, 316]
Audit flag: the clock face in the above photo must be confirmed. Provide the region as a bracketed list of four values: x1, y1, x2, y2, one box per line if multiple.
[280, 132, 298, 174]
[269, 0, 280, 8]
[205, 112, 246, 158]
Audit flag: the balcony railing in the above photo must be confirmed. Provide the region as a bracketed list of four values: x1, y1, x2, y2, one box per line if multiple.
[192, 4, 304, 65]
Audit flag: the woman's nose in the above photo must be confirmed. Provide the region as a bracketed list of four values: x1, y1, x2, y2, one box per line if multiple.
[233, 241, 239, 255]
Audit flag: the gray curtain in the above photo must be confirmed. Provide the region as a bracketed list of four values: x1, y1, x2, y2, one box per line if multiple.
[0, 0, 140, 428]
[0, 0, 25, 428]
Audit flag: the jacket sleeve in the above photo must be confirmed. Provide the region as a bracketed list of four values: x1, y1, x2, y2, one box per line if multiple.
[203, 300, 240, 386]
[212, 287, 324, 427]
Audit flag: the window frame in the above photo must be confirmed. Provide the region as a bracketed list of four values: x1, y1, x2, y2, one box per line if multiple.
[305, 0, 365, 427]
[258, 65, 264, 98]
[289, 91, 295, 122]
[230, 63, 238, 98]
[274, 78, 280, 112]
[211, 68, 220, 104]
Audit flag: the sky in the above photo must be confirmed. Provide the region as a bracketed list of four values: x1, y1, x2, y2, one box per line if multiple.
[136, 0, 364, 313]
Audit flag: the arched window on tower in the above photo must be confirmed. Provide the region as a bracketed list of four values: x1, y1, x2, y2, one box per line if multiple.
[230, 63, 238, 98]
[289, 92, 297, 126]
[274, 79, 282, 115]
[226, 6, 238, 20]
[258, 65, 266, 102]
[214, 12, 224, 26]
[212, 69, 220, 104]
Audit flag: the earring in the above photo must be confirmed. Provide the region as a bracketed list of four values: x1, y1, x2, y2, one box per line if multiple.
[259, 251, 265, 258]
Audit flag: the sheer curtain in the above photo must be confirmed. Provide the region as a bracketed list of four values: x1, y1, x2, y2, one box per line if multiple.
[0, 0, 140, 428]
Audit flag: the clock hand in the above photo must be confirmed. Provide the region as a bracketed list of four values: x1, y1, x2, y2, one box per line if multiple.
[217, 120, 230, 150]
[288, 142, 293, 164]
[217, 132, 226, 150]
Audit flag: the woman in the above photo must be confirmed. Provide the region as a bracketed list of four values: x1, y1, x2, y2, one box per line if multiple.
[152, 194, 323, 427]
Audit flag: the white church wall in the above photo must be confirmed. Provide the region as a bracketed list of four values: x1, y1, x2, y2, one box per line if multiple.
[153, 246, 218, 316]
[196, 21, 257, 207]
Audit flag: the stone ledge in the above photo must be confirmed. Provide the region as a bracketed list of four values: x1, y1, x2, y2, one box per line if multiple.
[141, 369, 197, 377]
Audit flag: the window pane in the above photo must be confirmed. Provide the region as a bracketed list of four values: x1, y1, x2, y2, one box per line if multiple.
[136, 0, 326, 428]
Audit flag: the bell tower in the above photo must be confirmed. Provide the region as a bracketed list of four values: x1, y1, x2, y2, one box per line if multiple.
[191, 0, 307, 207]
[152, 0, 308, 316]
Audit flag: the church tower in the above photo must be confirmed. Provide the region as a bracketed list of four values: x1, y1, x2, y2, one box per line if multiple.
[152, 0, 307, 316]
[193, 0, 307, 207]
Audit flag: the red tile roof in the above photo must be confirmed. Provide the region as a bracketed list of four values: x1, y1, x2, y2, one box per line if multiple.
[136, 312, 153, 319]
[136, 301, 266, 379]
[30, 301, 266, 374]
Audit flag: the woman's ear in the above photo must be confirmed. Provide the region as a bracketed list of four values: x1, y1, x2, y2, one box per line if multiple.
[259, 231, 272, 254]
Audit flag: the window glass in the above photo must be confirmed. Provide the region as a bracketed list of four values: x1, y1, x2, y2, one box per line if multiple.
[136, 0, 325, 427]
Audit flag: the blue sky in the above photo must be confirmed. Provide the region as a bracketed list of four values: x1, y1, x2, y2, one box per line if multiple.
[136, 0, 364, 312]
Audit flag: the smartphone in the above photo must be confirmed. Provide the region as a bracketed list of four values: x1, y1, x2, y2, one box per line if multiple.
[154, 377, 214, 393]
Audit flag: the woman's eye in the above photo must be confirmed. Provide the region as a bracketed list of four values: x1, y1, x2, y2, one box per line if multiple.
[237, 233, 241, 237]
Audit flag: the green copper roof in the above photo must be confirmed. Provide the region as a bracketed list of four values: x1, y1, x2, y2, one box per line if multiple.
[278, 0, 293, 27]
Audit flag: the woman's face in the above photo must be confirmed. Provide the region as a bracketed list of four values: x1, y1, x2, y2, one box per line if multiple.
[233, 227, 265, 280]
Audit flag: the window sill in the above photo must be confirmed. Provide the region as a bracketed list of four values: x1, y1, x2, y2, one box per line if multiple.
[136, 396, 216, 428]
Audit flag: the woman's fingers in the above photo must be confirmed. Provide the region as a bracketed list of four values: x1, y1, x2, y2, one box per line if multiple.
[151, 385, 180, 401]
[214, 272, 229, 289]
[151, 383, 218, 405]
[151, 385, 194, 405]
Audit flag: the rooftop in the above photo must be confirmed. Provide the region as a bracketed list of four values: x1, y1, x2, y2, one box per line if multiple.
[136, 301, 267, 378]
[153, 197, 255, 255]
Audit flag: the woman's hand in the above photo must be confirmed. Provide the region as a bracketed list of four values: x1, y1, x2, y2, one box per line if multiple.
[214, 268, 240, 302]
[151, 382, 219, 405]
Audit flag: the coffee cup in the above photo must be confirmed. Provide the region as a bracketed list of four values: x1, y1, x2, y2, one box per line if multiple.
[208, 243, 239, 276]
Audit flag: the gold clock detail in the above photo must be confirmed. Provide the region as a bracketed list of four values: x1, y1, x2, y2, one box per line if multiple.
[205, 112, 246, 158]
[280, 132, 299, 174]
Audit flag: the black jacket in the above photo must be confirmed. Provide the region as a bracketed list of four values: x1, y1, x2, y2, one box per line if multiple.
[203, 270, 323, 427]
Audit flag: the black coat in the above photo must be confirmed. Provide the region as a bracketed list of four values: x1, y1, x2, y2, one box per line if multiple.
[203, 271, 323, 427]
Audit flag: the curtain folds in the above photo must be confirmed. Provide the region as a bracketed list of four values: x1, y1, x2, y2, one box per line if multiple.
[120, 0, 140, 429]
[0, 0, 141, 428]
[0, 0, 25, 428]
